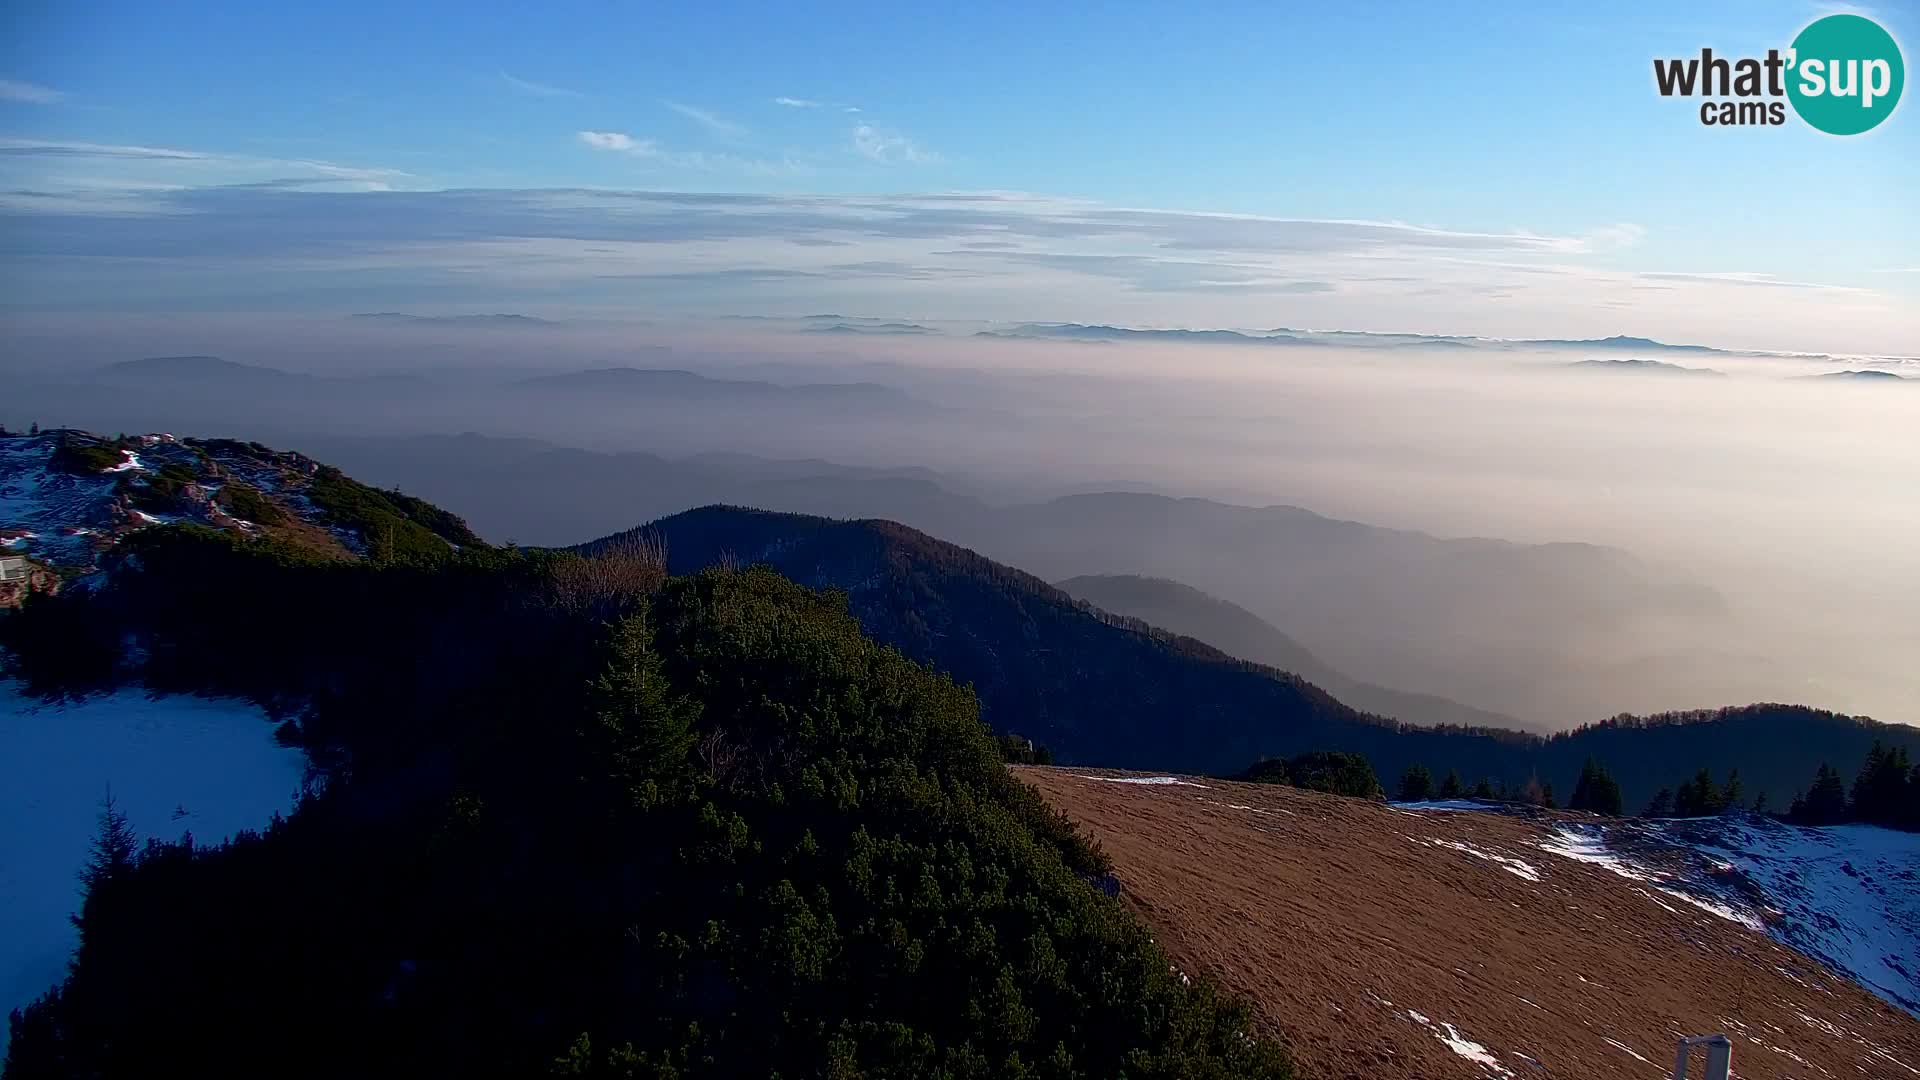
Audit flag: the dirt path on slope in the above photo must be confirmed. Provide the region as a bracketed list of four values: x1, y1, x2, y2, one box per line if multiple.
[1018, 768, 1920, 1080]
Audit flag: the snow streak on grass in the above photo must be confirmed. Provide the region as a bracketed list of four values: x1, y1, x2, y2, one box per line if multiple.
[1404, 1008, 1515, 1077]
[1421, 837, 1542, 882]
[1077, 775, 1210, 788]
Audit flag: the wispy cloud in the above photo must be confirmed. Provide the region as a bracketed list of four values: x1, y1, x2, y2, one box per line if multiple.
[852, 125, 937, 165]
[500, 71, 584, 98]
[0, 186, 1636, 261]
[1635, 270, 1864, 292]
[1580, 223, 1645, 250]
[0, 78, 64, 104]
[574, 130, 807, 175]
[0, 138, 408, 191]
[578, 130, 648, 153]
[774, 96, 861, 113]
[0, 138, 204, 161]
[667, 102, 748, 140]
[0, 183, 1895, 352]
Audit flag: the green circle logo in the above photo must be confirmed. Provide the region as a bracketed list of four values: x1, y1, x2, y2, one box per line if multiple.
[1787, 14, 1904, 135]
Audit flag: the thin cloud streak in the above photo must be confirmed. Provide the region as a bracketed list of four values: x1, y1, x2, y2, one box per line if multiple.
[0, 79, 64, 104]
[774, 96, 862, 113]
[574, 131, 808, 175]
[500, 71, 584, 98]
[667, 103, 748, 140]
[852, 125, 936, 164]
[0, 139, 408, 189]
[0, 138, 206, 161]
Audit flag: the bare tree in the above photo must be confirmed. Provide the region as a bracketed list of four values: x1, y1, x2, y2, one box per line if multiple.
[545, 532, 669, 616]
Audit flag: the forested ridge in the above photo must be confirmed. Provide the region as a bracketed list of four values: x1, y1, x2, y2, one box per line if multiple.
[605, 507, 1920, 810]
[1, 526, 1288, 1079]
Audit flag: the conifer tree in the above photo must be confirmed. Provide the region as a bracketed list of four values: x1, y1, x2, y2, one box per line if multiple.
[1568, 756, 1624, 816]
[1643, 787, 1674, 818]
[1850, 741, 1912, 826]
[72, 790, 139, 956]
[1673, 768, 1730, 817]
[1397, 763, 1435, 802]
[1569, 757, 1597, 811]
[1787, 763, 1849, 825]
[585, 604, 700, 808]
[1908, 761, 1920, 830]
[81, 789, 137, 891]
[1439, 769, 1464, 799]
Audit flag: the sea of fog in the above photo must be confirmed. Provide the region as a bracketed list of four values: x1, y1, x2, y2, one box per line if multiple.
[2, 316, 1915, 725]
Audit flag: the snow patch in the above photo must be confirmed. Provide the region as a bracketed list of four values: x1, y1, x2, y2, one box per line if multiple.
[1533, 825, 1651, 882]
[1435, 1022, 1513, 1077]
[1523, 815, 1920, 1016]
[1654, 885, 1765, 933]
[1078, 775, 1210, 788]
[1404, 1008, 1513, 1077]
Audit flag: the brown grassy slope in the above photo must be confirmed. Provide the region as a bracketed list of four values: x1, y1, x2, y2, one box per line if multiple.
[1017, 767, 1920, 1080]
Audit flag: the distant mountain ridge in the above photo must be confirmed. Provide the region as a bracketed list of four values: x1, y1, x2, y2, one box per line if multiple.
[349, 312, 558, 327]
[1056, 573, 1525, 731]
[1568, 358, 1725, 376]
[981, 324, 1313, 346]
[803, 322, 938, 336]
[586, 505, 1917, 807]
[977, 323, 1730, 354]
[294, 431, 1735, 727]
[1548, 334, 1720, 353]
[100, 356, 292, 380]
[1803, 370, 1908, 381]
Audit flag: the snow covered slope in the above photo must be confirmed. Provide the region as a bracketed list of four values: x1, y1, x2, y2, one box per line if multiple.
[0, 680, 305, 1048]
[1399, 799, 1920, 1019]
[1536, 814, 1920, 1019]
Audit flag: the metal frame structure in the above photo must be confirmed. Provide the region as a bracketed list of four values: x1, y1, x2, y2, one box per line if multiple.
[1672, 1034, 1732, 1080]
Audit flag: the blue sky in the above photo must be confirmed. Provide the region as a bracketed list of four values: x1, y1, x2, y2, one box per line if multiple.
[1, 0, 1916, 352]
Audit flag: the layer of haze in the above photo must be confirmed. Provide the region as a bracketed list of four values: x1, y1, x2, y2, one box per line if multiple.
[2, 313, 1915, 731]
